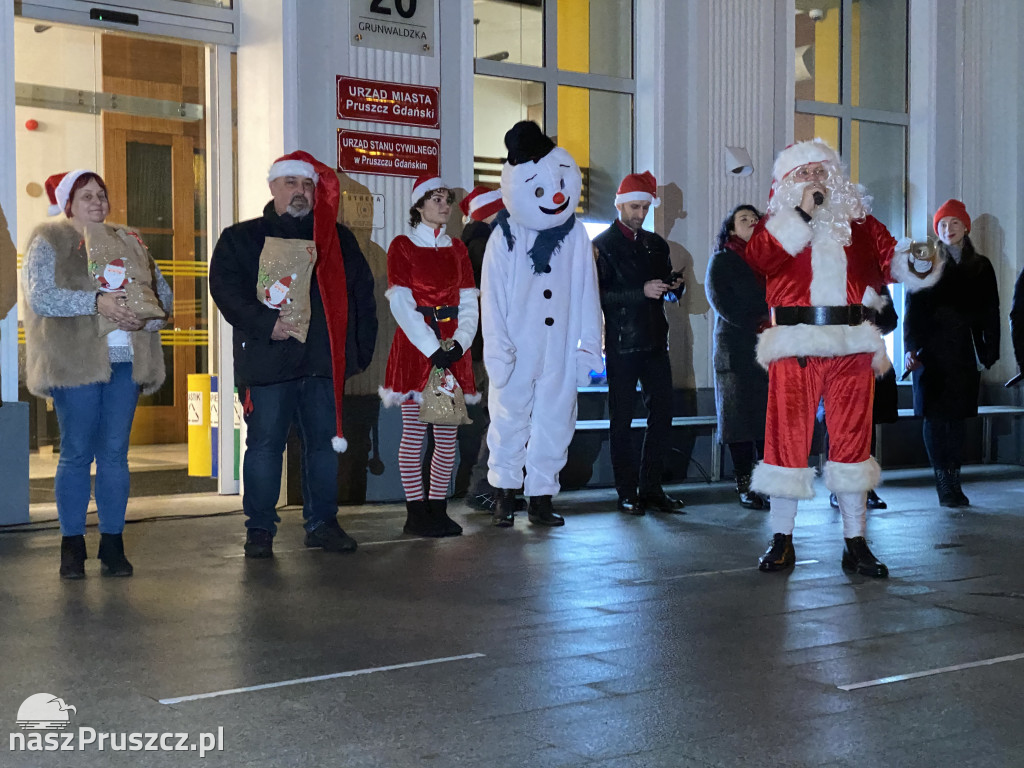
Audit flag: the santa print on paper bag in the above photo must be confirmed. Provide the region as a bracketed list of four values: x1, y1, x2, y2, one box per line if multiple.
[96, 258, 131, 291]
[436, 370, 457, 399]
[263, 273, 298, 309]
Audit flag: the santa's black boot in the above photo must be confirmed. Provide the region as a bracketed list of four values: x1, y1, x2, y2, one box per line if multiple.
[492, 489, 517, 528]
[842, 536, 889, 578]
[404, 500, 444, 537]
[527, 495, 565, 527]
[758, 533, 795, 572]
[60, 535, 87, 580]
[97, 533, 134, 577]
[428, 498, 463, 537]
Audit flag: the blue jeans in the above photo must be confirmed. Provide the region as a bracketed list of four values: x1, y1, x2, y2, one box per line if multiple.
[242, 377, 340, 535]
[51, 362, 140, 536]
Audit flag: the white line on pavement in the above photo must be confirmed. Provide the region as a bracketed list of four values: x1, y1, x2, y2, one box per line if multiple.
[838, 652, 1024, 691]
[159, 653, 487, 705]
[629, 560, 819, 584]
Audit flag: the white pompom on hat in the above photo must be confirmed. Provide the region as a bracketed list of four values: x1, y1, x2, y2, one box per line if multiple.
[45, 169, 92, 216]
[267, 152, 319, 184]
[614, 171, 660, 207]
[410, 174, 446, 206]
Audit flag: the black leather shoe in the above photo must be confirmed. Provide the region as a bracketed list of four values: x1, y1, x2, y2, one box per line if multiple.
[639, 491, 685, 513]
[829, 492, 840, 509]
[97, 533, 134, 577]
[244, 528, 274, 558]
[428, 498, 463, 537]
[60, 535, 87, 580]
[492, 489, 517, 528]
[934, 469, 961, 507]
[866, 489, 887, 510]
[841, 536, 888, 578]
[758, 533, 795, 572]
[305, 518, 358, 552]
[528, 495, 565, 526]
[617, 496, 645, 516]
[948, 468, 970, 507]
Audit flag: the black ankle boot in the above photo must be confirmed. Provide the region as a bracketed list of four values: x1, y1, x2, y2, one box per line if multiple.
[947, 467, 970, 507]
[404, 500, 445, 537]
[736, 474, 761, 509]
[866, 489, 887, 509]
[492, 489, 517, 527]
[428, 498, 463, 537]
[841, 536, 888, 578]
[934, 469, 960, 508]
[97, 533, 133, 577]
[758, 533, 795, 572]
[60, 535, 87, 580]
[527, 495, 565, 527]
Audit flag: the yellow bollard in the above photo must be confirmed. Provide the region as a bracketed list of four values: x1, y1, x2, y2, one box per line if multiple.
[187, 373, 212, 477]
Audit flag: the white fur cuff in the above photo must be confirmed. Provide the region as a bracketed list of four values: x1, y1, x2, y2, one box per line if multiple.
[756, 322, 889, 374]
[890, 249, 945, 292]
[823, 458, 880, 493]
[766, 206, 812, 256]
[751, 462, 817, 499]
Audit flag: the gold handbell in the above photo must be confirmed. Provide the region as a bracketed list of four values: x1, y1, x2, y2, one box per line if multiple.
[907, 237, 938, 278]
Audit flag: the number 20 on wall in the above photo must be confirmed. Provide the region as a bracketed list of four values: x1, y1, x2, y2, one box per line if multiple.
[370, 0, 418, 19]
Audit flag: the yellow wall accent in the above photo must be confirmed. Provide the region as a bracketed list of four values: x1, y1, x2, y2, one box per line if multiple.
[814, 7, 840, 104]
[557, 0, 590, 163]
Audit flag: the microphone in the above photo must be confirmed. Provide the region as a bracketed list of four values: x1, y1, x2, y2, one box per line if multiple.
[812, 191, 824, 206]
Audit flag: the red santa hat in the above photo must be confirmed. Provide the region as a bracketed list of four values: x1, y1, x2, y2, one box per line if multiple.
[410, 174, 446, 205]
[933, 199, 971, 234]
[459, 186, 505, 222]
[272, 151, 350, 452]
[267, 154, 319, 184]
[45, 169, 91, 216]
[614, 171, 660, 207]
[772, 138, 840, 185]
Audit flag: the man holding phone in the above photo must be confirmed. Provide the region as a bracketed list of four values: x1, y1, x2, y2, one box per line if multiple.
[593, 171, 686, 515]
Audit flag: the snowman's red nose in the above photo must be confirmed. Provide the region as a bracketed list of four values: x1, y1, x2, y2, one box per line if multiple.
[552, 192, 566, 205]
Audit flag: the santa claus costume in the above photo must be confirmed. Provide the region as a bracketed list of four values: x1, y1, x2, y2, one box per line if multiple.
[744, 138, 940, 577]
[481, 121, 603, 527]
[380, 175, 479, 538]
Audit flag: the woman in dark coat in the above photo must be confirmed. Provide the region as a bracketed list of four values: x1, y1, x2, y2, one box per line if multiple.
[904, 199, 1000, 507]
[706, 205, 770, 509]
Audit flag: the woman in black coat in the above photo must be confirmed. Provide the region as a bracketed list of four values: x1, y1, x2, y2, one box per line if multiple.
[706, 205, 770, 509]
[904, 199, 1000, 507]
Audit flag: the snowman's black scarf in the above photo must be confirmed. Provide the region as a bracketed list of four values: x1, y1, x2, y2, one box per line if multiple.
[495, 209, 577, 275]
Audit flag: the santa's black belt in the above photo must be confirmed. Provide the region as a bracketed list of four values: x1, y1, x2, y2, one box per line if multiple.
[416, 304, 458, 338]
[770, 304, 872, 327]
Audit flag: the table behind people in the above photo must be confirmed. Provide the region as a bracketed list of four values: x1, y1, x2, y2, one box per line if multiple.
[593, 170, 685, 517]
[22, 169, 172, 579]
[209, 150, 376, 559]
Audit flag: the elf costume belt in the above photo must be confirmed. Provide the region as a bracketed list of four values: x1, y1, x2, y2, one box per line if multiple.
[416, 304, 458, 338]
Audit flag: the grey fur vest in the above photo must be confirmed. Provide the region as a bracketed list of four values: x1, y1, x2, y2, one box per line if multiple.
[22, 220, 166, 397]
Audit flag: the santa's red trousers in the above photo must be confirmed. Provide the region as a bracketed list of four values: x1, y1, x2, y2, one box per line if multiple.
[764, 353, 874, 470]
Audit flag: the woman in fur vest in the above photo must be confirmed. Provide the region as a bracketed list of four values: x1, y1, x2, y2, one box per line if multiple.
[904, 199, 1000, 507]
[22, 170, 171, 578]
[378, 175, 478, 538]
[706, 204, 770, 510]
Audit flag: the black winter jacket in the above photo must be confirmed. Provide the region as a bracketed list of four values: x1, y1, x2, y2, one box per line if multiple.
[209, 202, 377, 387]
[905, 237, 999, 418]
[460, 219, 493, 362]
[593, 223, 678, 355]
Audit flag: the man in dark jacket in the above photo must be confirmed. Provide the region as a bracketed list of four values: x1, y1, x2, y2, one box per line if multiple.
[593, 171, 684, 515]
[209, 151, 376, 558]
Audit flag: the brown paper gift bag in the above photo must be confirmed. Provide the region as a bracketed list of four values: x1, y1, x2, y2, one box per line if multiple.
[256, 237, 317, 343]
[419, 340, 472, 426]
[85, 223, 166, 336]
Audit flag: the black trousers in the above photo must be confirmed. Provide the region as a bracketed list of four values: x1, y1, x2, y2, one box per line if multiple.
[606, 350, 673, 498]
[923, 417, 966, 470]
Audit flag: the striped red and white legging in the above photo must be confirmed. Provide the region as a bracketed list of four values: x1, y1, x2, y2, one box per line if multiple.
[399, 400, 457, 501]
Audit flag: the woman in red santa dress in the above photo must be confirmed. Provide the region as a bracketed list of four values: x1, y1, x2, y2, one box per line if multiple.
[379, 175, 479, 537]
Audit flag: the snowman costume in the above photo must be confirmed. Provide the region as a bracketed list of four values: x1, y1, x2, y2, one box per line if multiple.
[481, 122, 602, 517]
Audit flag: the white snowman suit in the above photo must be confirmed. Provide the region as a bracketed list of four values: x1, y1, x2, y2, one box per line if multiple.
[481, 132, 602, 497]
